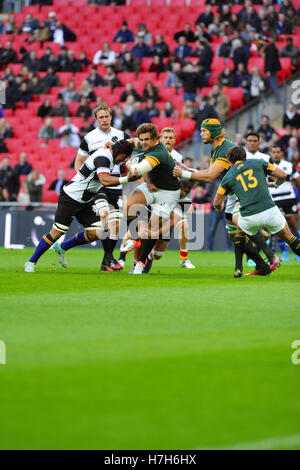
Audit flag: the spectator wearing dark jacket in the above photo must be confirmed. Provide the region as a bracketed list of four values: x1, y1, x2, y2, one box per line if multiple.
[28, 75, 47, 95]
[113, 21, 134, 43]
[0, 156, 19, 201]
[23, 50, 41, 73]
[179, 63, 201, 102]
[52, 21, 76, 44]
[40, 47, 54, 71]
[174, 37, 194, 60]
[263, 38, 282, 104]
[257, 115, 275, 142]
[76, 97, 92, 118]
[0, 41, 18, 65]
[103, 66, 121, 89]
[51, 97, 70, 117]
[131, 37, 150, 60]
[149, 55, 165, 76]
[282, 103, 300, 128]
[217, 36, 231, 58]
[43, 67, 61, 89]
[131, 102, 150, 128]
[14, 152, 33, 177]
[120, 83, 141, 102]
[219, 67, 234, 88]
[87, 66, 106, 87]
[62, 50, 81, 73]
[174, 23, 196, 43]
[48, 170, 68, 195]
[37, 98, 53, 118]
[280, 38, 299, 68]
[196, 5, 213, 27]
[150, 34, 169, 58]
[142, 82, 159, 102]
[276, 13, 293, 35]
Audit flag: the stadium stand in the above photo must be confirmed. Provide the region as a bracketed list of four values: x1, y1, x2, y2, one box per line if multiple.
[0, 0, 299, 202]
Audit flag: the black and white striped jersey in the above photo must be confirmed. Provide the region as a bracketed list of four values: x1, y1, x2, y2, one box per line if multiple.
[78, 126, 126, 190]
[63, 148, 115, 204]
[269, 159, 299, 201]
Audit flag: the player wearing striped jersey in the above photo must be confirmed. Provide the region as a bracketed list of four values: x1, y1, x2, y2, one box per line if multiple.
[24, 140, 133, 273]
[143, 127, 195, 272]
[269, 145, 300, 261]
[214, 146, 300, 275]
[74, 103, 130, 269]
[124, 123, 181, 274]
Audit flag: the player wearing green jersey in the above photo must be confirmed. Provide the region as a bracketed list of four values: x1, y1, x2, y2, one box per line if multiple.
[214, 146, 300, 276]
[124, 123, 181, 274]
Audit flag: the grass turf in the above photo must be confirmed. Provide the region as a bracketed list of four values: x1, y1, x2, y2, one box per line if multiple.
[0, 247, 299, 450]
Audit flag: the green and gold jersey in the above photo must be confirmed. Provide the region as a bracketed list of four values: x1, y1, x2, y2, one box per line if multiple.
[135, 141, 180, 191]
[210, 138, 234, 179]
[218, 159, 276, 216]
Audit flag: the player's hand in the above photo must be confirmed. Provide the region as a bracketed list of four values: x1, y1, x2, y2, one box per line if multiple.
[105, 141, 113, 149]
[174, 160, 189, 170]
[127, 172, 139, 182]
[173, 166, 182, 178]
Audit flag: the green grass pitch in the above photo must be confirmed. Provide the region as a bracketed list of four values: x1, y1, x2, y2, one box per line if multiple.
[0, 247, 299, 450]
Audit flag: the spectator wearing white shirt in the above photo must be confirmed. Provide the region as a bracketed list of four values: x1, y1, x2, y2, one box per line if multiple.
[93, 42, 117, 66]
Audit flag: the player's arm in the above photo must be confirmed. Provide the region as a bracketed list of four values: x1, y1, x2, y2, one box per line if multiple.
[75, 137, 89, 172]
[128, 155, 160, 177]
[213, 185, 228, 212]
[173, 162, 226, 183]
[95, 156, 136, 186]
[265, 162, 287, 187]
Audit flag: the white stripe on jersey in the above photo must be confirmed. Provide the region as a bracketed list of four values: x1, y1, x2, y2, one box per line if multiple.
[269, 159, 298, 201]
[171, 148, 183, 164]
[78, 126, 125, 190]
[63, 148, 114, 204]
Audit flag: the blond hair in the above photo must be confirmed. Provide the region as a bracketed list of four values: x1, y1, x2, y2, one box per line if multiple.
[94, 103, 112, 118]
[136, 123, 159, 140]
[161, 127, 175, 137]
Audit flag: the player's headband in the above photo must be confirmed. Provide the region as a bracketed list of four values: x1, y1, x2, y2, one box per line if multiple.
[201, 118, 222, 139]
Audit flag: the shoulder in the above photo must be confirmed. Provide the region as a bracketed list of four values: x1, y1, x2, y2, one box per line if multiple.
[109, 127, 124, 140]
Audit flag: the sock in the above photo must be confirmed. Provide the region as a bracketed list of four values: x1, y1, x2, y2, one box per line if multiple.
[180, 250, 188, 261]
[287, 235, 300, 256]
[61, 231, 90, 251]
[139, 239, 157, 264]
[133, 256, 138, 267]
[234, 233, 245, 271]
[127, 216, 139, 241]
[119, 251, 127, 261]
[109, 238, 117, 257]
[249, 231, 274, 263]
[101, 233, 111, 255]
[29, 233, 55, 264]
[244, 236, 270, 272]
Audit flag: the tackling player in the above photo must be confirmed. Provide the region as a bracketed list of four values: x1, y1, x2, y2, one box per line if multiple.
[269, 145, 300, 261]
[214, 146, 300, 274]
[24, 140, 134, 273]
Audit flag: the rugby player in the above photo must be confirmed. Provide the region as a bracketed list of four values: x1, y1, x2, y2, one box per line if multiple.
[269, 145, 300, 261]
[214, 146, 300, 275]
[124, 123, 181, 274]
[173, 119, 279, 277]
[24, 140, 134, 273]
[70, 103, 130, 270]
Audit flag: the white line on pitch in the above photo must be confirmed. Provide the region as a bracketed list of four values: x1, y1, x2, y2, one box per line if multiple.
[196, 434, 300, 450]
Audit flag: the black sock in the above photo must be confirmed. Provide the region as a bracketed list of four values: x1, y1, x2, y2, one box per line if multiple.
[249, 231, 274, 263]
[127, 216, 139, 241]
[244, 236, 270, 272]
[109, 238, 117, 257]
[139, 239, 157, 264]
[101, 232, 111, 257]
[287, 236, 300, 256]
[119, 251, 127, 261]
[234, 233, 245, 271]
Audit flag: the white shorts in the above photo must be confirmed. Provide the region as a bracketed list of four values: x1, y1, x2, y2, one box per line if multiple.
[137, 182, 181, 219]
[238, 205, 286, 236]
[225, 193, 237, 215]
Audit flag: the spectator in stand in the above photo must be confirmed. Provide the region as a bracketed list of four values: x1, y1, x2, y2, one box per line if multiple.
[76, 97, 92, 118]
[48, 169, 68, 195]
[135, 23, 152, 45]
[0, 137, 7, 153]
[286, 137, 299, 162]
[14, 152, 33, 177]
[263, 37, 282, 104]
[217, 36, 231, 58]
[122, 95, 136, 118]
[194, 95, 218, 131]
[1, 66, 14, 84]
[37, 98, 53, 118]
[208, 16, 221, 36]
[118, 51, 140, 74]
[27, 12, 56, 44]
[239, 4, 260, 31]
[38, 117, 58, 140]
[19, 13, 39, 35]
[62, 50, 81, 73]
[120, 82, 141, 102]
[60, 80, 80, 104]
[60, 129, 80, 147]
[57, 46, 69, 70]
[283, 102, 300, 128]
[161, 101, 178, 119]
[111, 105, 135, 133]
[174, 37, 194, 60]
[23, 50, 41, 73]
[194, 24, 210, 43]
[178, 63, 201, 102]
[219, 67, 234, 88]
[79, 51, 90, 70]
[181, 99, 197, 119]
[113, 21, 134, 43]
[52, 21, 76, 46]
[164, 62, 182, 89]
[195, 39, 212, 79]
[103, 66, 121, 89]
[28, 74, 47, 95]
[249, 66, 267, 100]
[0, 40, 18, 65]
[174, 23, 196, 43]
[196, 4, 213, 28]
[276, 12, 293, 35]
[79, 118, 94, 139]
[131, 36, 150, 60]
[208, 84, 230, 123]
[2, 80, 16, 109]
[234, 62, 250, 100]
[231, 38, 249, 70]
[0, 118, 12, 139]
[93, 42, 117, 66]
[149, 55, 165, 76]
[220, 4, 232, 23]
[144, 98, 159, 119]
[59, 116, 79, 136]
[17, 82, 32, 105]
[51, 96, 70, 117]
[43, 66, 61, 89]
[131, 101, 150, 127]
[280, 38, 299, 69]
[87, 66, 106, 87]
[0, 156, 19, 201]
[26, 169, 45, 203]
[257, 115, 274, 142]
[79, 80, 96, 102]
[40, 47, 53, 72]
[4, 13, 18, 35]
[150, 34, 169, 58]
[142, 81, 159, 102]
